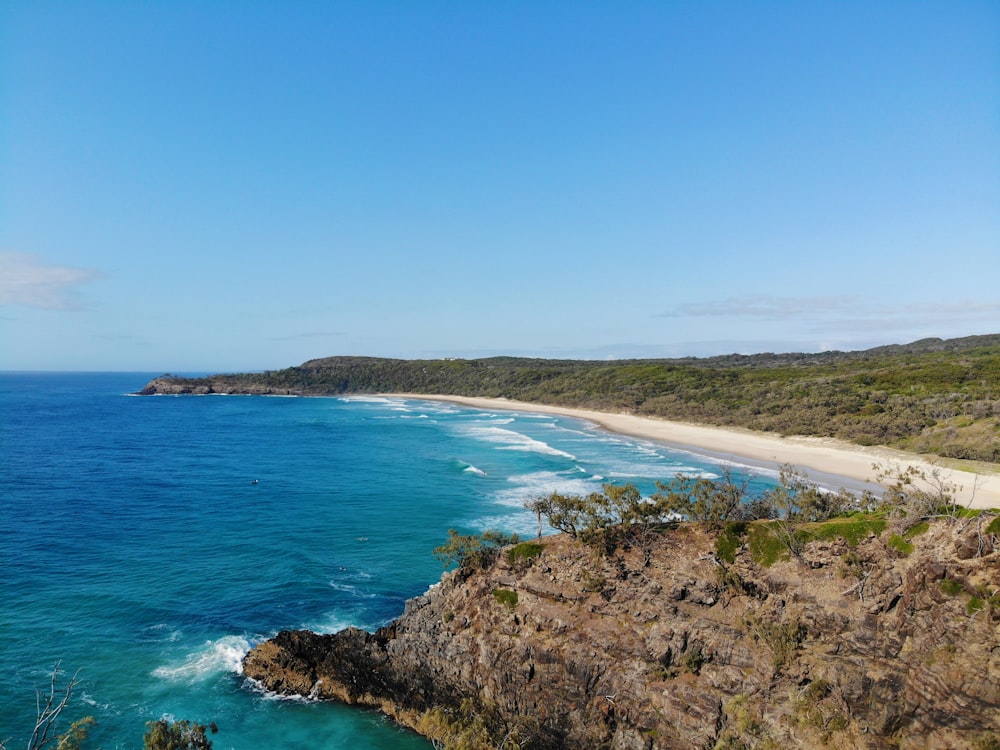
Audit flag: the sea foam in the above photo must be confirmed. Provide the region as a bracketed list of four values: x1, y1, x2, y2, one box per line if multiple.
[461, 425, 577, 459]
[152, 635, 251, 682]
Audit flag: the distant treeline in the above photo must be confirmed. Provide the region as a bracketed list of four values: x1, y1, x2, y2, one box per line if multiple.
[153, 334, 1000, 463]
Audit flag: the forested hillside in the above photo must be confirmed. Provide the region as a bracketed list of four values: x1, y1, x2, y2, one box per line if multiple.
[142, 335, 1000, 463]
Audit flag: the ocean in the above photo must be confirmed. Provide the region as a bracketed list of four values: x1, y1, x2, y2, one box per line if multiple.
[1, 372, 779, 749]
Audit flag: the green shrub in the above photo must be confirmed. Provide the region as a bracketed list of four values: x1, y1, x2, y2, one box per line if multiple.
[492, 588, 518, 609]
[580, 569, 606, 593]
[747, 523, 789, 567]
[682, 646, 705, 675]
[887, 535, 914, 556]
[434, 529, 519, 570]
[716, 522, 747, 563]
[144, 719, 217, 750]
[801, 517, 886, 546]
[986, 515, 1000, 535]
[507, 541, 544, 564]
[940, 579, 963, 596]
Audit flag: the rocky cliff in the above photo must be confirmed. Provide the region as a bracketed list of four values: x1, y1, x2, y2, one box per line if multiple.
[137, 376, 297, 396]
[245, 518, 999, 749]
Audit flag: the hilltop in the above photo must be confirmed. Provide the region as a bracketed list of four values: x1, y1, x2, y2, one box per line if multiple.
[139, 335, 1000, 463]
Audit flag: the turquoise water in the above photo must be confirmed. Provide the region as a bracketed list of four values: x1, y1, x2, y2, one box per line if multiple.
[1, 373, 778, 749]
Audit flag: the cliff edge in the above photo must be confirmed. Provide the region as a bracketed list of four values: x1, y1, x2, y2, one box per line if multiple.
[243, 517, 1000, 749]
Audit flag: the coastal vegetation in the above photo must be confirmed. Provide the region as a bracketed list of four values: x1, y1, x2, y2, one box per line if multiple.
[433, 529, 520, 571]
[2, 664, 216, 750]
[141, 334, 1000, 464]
[418, 465, 1000, 749]
[245, 464, 1000, 749]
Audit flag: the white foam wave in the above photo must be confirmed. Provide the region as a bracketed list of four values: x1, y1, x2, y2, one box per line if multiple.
[470, 513, 546, 539]
[143, 623, 182, 643]
[492, 470, 603, 507]
[152, 635, 250, 682]
[460, 426, 576, 459]
[329, 581, 378, 598]
[426, 405, 462, 415]
[244, 675, 319, 702]
[305, 612, 361, 635]
[337, 396, 402, 404]
[463, 464, 488, 477]
[80, 693, 113, 710]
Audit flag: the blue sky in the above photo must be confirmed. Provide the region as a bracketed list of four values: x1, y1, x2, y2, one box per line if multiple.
[2, 1, 998, 372]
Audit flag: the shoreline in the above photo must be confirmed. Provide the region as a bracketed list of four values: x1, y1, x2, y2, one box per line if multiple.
[389, 394, 1000, 510]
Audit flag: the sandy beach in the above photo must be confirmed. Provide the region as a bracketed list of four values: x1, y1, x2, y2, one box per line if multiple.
[393, 394, 1000, 510]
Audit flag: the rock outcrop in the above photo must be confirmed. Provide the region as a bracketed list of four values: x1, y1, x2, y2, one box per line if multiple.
[137, 376, 296, 396]
[243, 519, 1000, 749]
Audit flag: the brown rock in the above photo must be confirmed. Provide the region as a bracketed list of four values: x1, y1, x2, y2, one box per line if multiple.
[243, 518, 1000, 749]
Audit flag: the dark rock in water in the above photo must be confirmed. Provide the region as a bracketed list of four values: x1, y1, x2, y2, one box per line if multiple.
[244, 520, 1000, 749]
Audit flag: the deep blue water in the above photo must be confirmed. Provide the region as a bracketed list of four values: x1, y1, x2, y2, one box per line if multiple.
[1, 373, 778, 749]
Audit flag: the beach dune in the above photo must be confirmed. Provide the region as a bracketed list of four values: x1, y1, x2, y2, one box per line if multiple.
[395, 394, 1000, 511]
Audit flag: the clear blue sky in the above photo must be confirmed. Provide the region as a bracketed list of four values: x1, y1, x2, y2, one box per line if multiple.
[2, 1, 998, 372]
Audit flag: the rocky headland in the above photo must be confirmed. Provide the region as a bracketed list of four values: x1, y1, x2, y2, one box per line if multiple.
[243, 516, 1000, 749]
[137, 376, 297, 396]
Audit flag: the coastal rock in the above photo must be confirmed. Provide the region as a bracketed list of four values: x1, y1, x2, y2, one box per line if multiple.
[243, 517, 1000, 749]
[137, 375, 295, 396]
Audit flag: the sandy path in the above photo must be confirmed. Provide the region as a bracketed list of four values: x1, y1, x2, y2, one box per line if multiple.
[390, 394, 1000, 510]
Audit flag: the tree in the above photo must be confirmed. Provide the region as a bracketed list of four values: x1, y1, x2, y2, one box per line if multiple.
[652, 466, 752, 529]
[526, 484, 672, 558]
[762, 465, 857, 523]
[143, 719, 217, 750]
[433, 529, 519, 570]
[523, 493, 590, 538]
[0, 663, 94, 750]
[0, 664, 217, 750]
[873, 463, 959, 522]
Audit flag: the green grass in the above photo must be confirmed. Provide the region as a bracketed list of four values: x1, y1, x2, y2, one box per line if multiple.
[507, 541, 544, 564]
[967, 597, 986, 615]
[716, 522, 748, 563]
[492, 588, 518, 609]
[747, 523, 790, 567]
[888, 521, 931, 555]
[986, 516, 1000, 535]
[940, 579, 963, 596]
[799, 517, 886, 546]
[903, 521, 930, 539]
[954, 507, 984, 519]
[887, 535, 914, 556]
[742, 516, 888, 568]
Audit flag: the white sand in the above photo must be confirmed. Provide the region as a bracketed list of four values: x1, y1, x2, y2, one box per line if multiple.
[392, 394, 1000, 510]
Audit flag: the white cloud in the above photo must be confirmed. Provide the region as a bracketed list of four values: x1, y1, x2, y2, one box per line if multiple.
[664, 295, 1000, 330]
[665, 295, 858, 320]
[0, 252, 103, 310]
